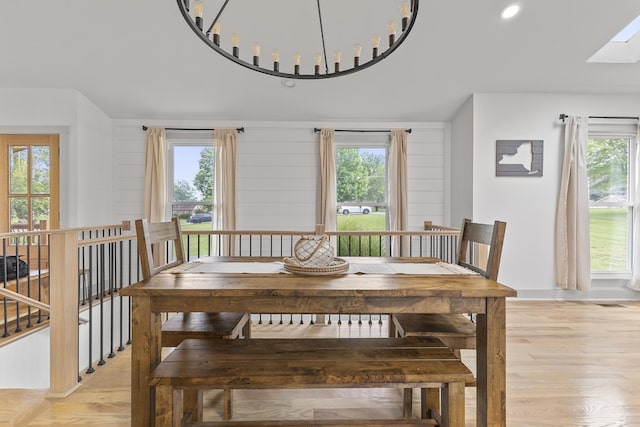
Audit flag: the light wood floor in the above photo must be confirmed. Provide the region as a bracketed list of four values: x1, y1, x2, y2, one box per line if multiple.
[2, 300, 640, 426]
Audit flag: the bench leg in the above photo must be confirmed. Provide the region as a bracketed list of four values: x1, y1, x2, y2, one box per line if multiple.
[223, 388, 233, 420]
[402, 388, 413, 418]
[183, 389, 203, 422]
[242, 316, 251, 339]
[155, 385, 182, 427]
[441, 381, 465, 427]
[388, 314, 398, 337]
[422, 387, 440, 419]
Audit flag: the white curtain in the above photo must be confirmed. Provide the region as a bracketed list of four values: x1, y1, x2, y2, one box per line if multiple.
[319, 129, 337, 232]
[214, 129, 237, 253]
[629, 123, 640, 291]
[143, 128, 167, 222]
[554, 116, 591, 291]
[389, 130, 409, 256]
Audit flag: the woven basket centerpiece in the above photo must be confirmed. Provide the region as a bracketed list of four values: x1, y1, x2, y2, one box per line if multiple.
[283, 234, 348, 275]
[293, 234, 335, 267]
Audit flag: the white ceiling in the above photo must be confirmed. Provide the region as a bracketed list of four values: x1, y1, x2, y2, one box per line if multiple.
[1, 0, 639, 122]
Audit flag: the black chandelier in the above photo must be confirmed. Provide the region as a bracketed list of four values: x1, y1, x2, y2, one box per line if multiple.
[177, 0, 419, 79]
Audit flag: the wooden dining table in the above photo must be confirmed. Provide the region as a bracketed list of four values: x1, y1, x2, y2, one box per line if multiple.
[121, 256, 517, 427]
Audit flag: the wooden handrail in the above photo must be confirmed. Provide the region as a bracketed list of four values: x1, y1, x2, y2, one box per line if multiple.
[329, 230, 459, 236]
[0, 287, 50, 313]
[2, 221, 456, 241]
[0, 221, 131, 239]
[183, 229, 459, 237]
[423, 220, 459, 231]
[76, 232, 137, 248]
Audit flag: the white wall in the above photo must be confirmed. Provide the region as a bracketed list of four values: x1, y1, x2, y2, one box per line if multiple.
[75, 93, 114, 226]
[0, 88, 114, 228]
[0, 328, 50, 388]
[113, 120, 449, 231]
[0, 89, 78, 125]
[467, 93, 640, 299]
[0, 298, 131, 389]
[450, 96, 474, 227]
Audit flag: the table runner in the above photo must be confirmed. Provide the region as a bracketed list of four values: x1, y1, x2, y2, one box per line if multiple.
[182, 260, 477, 275]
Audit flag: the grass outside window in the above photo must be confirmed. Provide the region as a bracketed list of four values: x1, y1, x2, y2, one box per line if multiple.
[589, 207, 629, 272]
[336, 213, 386, 256]
[180, 221, 214, 258]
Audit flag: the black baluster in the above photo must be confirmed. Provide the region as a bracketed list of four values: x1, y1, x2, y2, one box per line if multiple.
[86, 245, 95, 374]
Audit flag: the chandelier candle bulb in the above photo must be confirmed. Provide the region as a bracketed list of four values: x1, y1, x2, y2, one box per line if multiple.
[334, 50, 341, 72]
[372, 34, 381, 58]
[252, 43, 260, 66]
[272, 49, 280, 71]
[212, 22, 220, 46]
[388, 20, 397, 46]
[401, 1, 410, 31]
[353, 44, 362, 67]
[314, 53, 322, 75]
[293, 53, 301, 75]
[193, 0, 204, 30]
[231, 33, 239, 57]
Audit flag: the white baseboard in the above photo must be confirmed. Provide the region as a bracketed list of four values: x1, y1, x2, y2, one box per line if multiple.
[513, 279, 640, 300]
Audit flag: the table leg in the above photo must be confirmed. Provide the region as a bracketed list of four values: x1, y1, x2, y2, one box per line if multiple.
[476, 297, 507, 427]
[130, 296, 162, 426]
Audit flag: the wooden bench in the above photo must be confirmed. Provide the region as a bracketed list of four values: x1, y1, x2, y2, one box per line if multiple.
[148, 337, 473, 427]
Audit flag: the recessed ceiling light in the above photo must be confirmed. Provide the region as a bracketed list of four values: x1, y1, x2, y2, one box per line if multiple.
[501, 4, 520, 20]
[281, 79, 296, 88]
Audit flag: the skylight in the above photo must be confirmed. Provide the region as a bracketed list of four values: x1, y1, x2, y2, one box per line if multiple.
[611, 15, 640, 42]
[588, 14, 640, 63]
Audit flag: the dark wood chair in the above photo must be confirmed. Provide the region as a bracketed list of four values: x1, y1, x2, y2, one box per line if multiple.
[391, 218, 506, 419]
[136, 218, 251, 344]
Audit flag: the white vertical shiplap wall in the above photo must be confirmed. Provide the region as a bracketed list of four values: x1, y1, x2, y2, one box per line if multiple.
[237, 126, 317, 230]
[407, 126, 448, 228]
[113, 120, 449, 230]
[114, 124, 147, 221]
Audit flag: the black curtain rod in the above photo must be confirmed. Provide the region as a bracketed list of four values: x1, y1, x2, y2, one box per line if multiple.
[142, 125, 245, 133]
[313, 128, 412, 134]
[558, 114, 639, 122]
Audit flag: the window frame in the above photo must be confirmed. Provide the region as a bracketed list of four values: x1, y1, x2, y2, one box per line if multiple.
[0, 134, 60, 234]
[166, 138, 215, 225]
[334, 135, 390, 231]
[587, 121, 638, 279]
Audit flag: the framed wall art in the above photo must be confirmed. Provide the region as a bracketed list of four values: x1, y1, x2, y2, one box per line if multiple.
[496, 140, 543, 177]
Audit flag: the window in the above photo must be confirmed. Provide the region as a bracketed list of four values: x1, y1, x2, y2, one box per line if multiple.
[336, 145, 388, 232]
[168, 142, 214, 227]
[0, 134, 59, 234]
[588, 15, 640, 63]
[587, 130, 636, 274]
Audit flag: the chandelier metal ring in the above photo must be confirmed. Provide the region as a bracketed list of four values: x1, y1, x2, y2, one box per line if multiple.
[177, 0, 419, 79]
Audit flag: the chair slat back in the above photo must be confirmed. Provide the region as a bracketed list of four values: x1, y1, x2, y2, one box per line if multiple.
[456, 218, 506, 281]
[136, 218, 185, 280]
